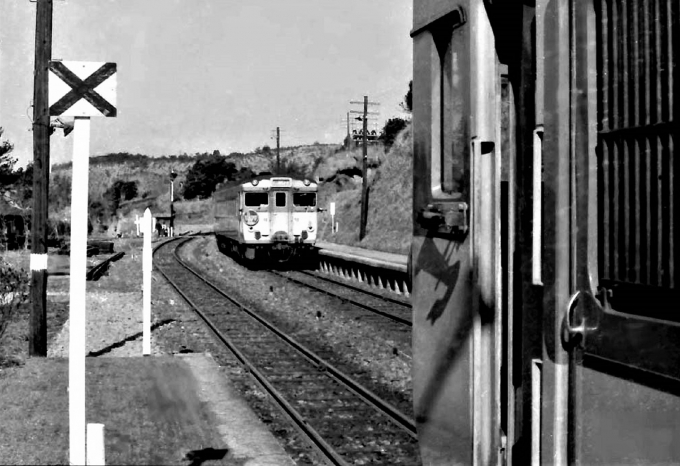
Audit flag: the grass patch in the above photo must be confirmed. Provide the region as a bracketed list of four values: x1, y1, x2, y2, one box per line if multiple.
[0, 250, 30, 272]
[0, 358, 228, 465]
[87, 238, 144, 294]
[173, 198, 213, 223]
[0, 239, 144, 366]
[0, 300, 68, 369]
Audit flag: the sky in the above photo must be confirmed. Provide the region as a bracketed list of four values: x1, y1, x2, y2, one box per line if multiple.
[0, 0, 413, 168]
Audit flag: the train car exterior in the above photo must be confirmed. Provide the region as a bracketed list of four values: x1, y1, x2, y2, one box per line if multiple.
[213, 177, 318, 263]
[411, 0, 678, 465]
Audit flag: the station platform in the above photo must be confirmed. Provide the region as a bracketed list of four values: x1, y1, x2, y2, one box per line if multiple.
[315, 240, 408, 272]
[0, 354, 294, 466]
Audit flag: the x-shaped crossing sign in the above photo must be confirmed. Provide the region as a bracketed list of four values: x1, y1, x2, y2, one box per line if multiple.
[48, 61, 117, 117]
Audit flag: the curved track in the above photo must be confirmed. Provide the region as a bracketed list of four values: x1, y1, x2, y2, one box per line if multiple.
[154, 237, 420, 465]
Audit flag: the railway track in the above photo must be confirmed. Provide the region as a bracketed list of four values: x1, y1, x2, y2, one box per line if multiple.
[154, 238, 420, 465]
[272, 269, 412, 327]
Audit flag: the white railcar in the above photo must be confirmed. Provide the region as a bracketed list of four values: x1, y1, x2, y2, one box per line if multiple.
[214, 177, 318, 263]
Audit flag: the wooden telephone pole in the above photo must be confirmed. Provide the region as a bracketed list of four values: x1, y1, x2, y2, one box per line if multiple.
[350, 96, 379, 240]
[30, 0, 53, 357]
[276, 126, 280, 173]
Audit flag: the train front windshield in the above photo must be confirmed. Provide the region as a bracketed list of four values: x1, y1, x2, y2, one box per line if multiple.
[244, 192, 269, 207]
[293, 192, 316, 207]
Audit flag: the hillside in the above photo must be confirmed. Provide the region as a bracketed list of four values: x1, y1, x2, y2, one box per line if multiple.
[48, 145, 342, 236]
[316, 126, 412, 255]
[46, 133, 412, 256]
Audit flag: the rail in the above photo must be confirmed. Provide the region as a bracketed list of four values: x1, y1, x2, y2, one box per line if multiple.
[153, 237, 418, 465]
[85, 251, 125, 281]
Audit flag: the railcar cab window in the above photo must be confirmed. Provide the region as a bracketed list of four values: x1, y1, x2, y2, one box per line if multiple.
[275, 192, 287, 207]
[244, 193, 268, 207]
[293, 192, 316, 207]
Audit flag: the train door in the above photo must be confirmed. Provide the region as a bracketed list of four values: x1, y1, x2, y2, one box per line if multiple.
[270, 190, 290, 240]
[542, 0, 680, 463]
[411, 5, 474, 464]
[411, 2, 507, 464]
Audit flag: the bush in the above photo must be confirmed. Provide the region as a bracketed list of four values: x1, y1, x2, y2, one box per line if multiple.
[182, 155, 237, 200]
[379, 117, 409, 149]
[268, 157, 309, 179]
[0, 261, 29, 343]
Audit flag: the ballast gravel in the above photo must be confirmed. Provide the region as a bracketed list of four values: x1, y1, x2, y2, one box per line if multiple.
[178, 237, 413, 412]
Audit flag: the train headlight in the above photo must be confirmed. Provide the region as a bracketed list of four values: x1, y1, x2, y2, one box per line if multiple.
[303, 179, 311, 186]
[251, 179, 259, 186]
[243, 210, 259, 226]
[308, 222, 314, 231]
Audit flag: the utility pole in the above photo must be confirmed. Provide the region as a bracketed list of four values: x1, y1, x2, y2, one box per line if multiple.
[276, 126, 280, 173]
[30, 0, 53, 357]
[360, 97, 368, 240]
[350, 96, 379, 240]
[346, 112, 351, 151]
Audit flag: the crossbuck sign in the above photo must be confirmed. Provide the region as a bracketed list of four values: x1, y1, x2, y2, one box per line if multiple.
[48, 61, 117, 117]
[50, 59, 118, 466]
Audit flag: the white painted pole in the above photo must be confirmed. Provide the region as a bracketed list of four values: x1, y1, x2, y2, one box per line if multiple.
[135, 214, 140, 236]
[69, 116, 90, 466]
[86, 423, 106, 465]
[329, 202, 336, 233]
[142, 208, 152, 355]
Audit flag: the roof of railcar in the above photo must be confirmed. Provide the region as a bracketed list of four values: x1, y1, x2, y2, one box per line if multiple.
[213, 177, 317, 199]
[241, 177, 317, 191]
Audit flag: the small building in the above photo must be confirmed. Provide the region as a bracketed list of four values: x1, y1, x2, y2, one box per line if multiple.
[0, 203, 28, 251]
[150, 210, 174, 237]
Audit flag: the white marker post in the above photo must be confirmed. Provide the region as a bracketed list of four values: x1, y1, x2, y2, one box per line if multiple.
[142, 208, 152, 355]
[68, 116, 90, 465]
[330, 202, 336, 234]
[134, 214, 141, 237]
[86, 423, 106, 465]
[49, 60, 116, 466]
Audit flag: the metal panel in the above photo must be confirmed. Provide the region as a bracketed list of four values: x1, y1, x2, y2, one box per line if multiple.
[411, 3, 474, 465]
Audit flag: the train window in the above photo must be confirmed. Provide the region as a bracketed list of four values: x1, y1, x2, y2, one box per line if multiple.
[293, 193, 316, 207]
[595, 0, 677, 320]
[244, 193, 268, 207]
[275, 192, 286, 207]
[430, 11, 468, 200]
